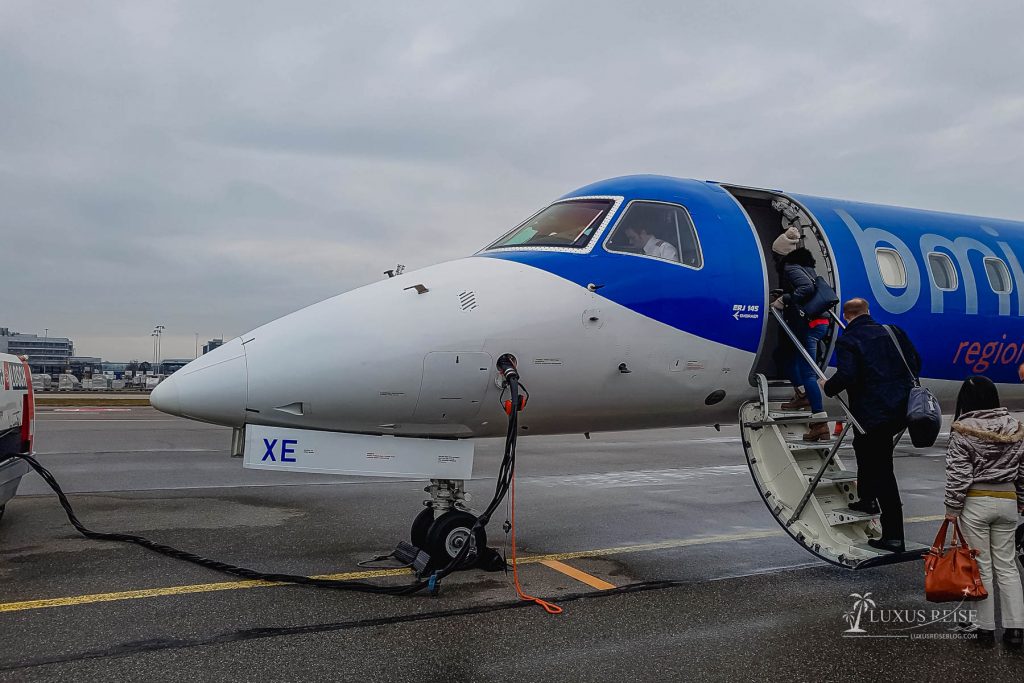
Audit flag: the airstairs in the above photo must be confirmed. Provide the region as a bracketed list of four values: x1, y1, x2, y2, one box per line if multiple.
[739, 310, 927, 569]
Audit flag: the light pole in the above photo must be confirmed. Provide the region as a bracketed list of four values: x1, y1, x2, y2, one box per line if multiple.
[153, 325, 165, 374]
[195, 332, 199, 360]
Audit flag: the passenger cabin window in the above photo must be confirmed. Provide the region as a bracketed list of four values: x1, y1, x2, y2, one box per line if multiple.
[875, 248, 907, 288]
[487, 199, 614, 250]
[927, 252, 958, 291]
[604, 201, 702, 268]
[984, 257, 1012, 293]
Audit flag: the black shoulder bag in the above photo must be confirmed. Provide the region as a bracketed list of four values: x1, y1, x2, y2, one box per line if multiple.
[800, 268, 840, 318]
[884, 325, 941, 447]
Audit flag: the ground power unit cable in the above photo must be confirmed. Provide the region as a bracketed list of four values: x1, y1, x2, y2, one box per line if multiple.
[15, 451, 427, 596]
[423, 354, 560, 612]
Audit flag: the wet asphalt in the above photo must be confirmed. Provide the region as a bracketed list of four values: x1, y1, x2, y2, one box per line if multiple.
[1, 408, 1021, 681]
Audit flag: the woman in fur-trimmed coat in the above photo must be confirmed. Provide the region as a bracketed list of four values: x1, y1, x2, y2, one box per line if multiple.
[945, 375, 1024, 649]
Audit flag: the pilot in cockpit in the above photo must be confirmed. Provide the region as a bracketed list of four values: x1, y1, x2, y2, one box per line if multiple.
[624, 226, 679, 262]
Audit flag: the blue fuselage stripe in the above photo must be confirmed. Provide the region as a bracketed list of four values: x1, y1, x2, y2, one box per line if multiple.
[479, 175, 1024, 386]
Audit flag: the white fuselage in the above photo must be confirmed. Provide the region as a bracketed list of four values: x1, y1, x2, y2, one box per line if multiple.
[152, 256, 754, 438]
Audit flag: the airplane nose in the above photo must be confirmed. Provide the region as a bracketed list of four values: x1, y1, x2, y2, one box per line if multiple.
[150, 337, 248, 427]
[149, 374, 180, 414]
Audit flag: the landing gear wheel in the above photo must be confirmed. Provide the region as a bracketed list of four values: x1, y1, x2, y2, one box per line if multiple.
[425, 510, 485, 568]
[410, 506, 434, 549]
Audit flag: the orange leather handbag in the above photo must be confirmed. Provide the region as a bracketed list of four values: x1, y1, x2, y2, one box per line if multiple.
[924, 519, 988, 603]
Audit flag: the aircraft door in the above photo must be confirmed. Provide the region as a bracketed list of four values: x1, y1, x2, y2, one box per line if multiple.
[718, 186, 841, 383]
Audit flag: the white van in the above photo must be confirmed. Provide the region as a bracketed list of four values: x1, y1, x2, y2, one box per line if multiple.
[31, 374, 52, 392]
[0, 353, 34, 522]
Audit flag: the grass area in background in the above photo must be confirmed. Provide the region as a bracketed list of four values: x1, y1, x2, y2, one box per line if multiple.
[35, 397, 150, 407]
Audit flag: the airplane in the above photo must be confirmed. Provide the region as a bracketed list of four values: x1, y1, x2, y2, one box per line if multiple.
[150, 174, 1024, 572]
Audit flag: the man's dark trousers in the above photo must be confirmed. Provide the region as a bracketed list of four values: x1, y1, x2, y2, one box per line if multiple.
[852, 422, 905, 542]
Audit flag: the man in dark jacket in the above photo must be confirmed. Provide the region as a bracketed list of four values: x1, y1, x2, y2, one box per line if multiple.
[822, 298, 921, 552]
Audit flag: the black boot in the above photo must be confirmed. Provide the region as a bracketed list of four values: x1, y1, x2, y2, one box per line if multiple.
[867, 538, 905, 553]
[848, 499, 879, 514]
[975, 629, 996, 648]
[1004, 628, 1023, 649]
[879, 503, 905, 545]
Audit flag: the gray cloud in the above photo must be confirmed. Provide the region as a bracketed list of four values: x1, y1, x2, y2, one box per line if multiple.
[2, 1, 1022, 359]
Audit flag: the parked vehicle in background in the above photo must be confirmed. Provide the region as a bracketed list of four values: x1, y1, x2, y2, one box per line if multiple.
[57, 373, 81, 391]
[85, 377, 109, 391]
[0, 352, 34, 523]
[31, 374, 52, 392]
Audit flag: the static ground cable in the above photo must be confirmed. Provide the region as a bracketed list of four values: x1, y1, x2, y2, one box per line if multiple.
[508, 469, 563, 613]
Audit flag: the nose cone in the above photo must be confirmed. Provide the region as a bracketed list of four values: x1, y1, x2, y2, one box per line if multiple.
[150, 337, 247, 427]
[149, 374, 180, 415]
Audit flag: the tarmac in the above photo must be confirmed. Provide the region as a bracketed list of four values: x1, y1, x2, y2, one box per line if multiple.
[1, 408, 1022, 681]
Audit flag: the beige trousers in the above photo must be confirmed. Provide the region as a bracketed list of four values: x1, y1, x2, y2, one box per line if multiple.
[958, 496, 1024, 630]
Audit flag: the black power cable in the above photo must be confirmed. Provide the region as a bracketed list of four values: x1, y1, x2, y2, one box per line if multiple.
[426, 364, 523, 591]
[12, 355, 527, 598]
[15, 451, 427, 595]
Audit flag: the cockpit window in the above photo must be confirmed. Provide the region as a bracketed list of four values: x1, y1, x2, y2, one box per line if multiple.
[605, 201, 702, 268]
[487, 199, 615, 250]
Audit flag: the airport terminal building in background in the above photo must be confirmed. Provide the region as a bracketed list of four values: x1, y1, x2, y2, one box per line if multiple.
[2, 327, 224, 380]
[0, 328, 74, 376]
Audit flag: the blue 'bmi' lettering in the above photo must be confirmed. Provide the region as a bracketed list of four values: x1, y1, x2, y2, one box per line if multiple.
[262, 438, 278, 461]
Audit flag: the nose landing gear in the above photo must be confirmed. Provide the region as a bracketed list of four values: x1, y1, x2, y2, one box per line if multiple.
[404, 478, 503, 575]
[399, 354, 528, 592]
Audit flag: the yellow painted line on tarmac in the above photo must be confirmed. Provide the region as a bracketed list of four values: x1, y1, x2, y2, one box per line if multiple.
[906, 514, 944, 523]
[0, 580, 281, 613]
[540, 559, 616, 590]
[0, 530, 779, 614]
[0, 568, 410, 614]
[0, 517, 948, 614]
[515, 528, 784, 564]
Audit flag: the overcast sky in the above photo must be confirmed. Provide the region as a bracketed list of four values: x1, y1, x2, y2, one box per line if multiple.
[3, 1, 1023, 360]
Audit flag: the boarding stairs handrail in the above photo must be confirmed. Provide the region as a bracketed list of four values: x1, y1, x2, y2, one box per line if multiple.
[769, 307, 863, 434]
[765, 307, 865, 523]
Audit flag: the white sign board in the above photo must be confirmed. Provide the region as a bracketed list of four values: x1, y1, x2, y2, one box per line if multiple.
[243, 425, 474, 479]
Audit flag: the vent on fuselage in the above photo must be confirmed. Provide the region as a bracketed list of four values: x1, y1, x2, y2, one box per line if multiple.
[458, 290, 478, 311]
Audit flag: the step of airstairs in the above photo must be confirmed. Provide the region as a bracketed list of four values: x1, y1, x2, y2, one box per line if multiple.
[739, 375, 927, 569]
